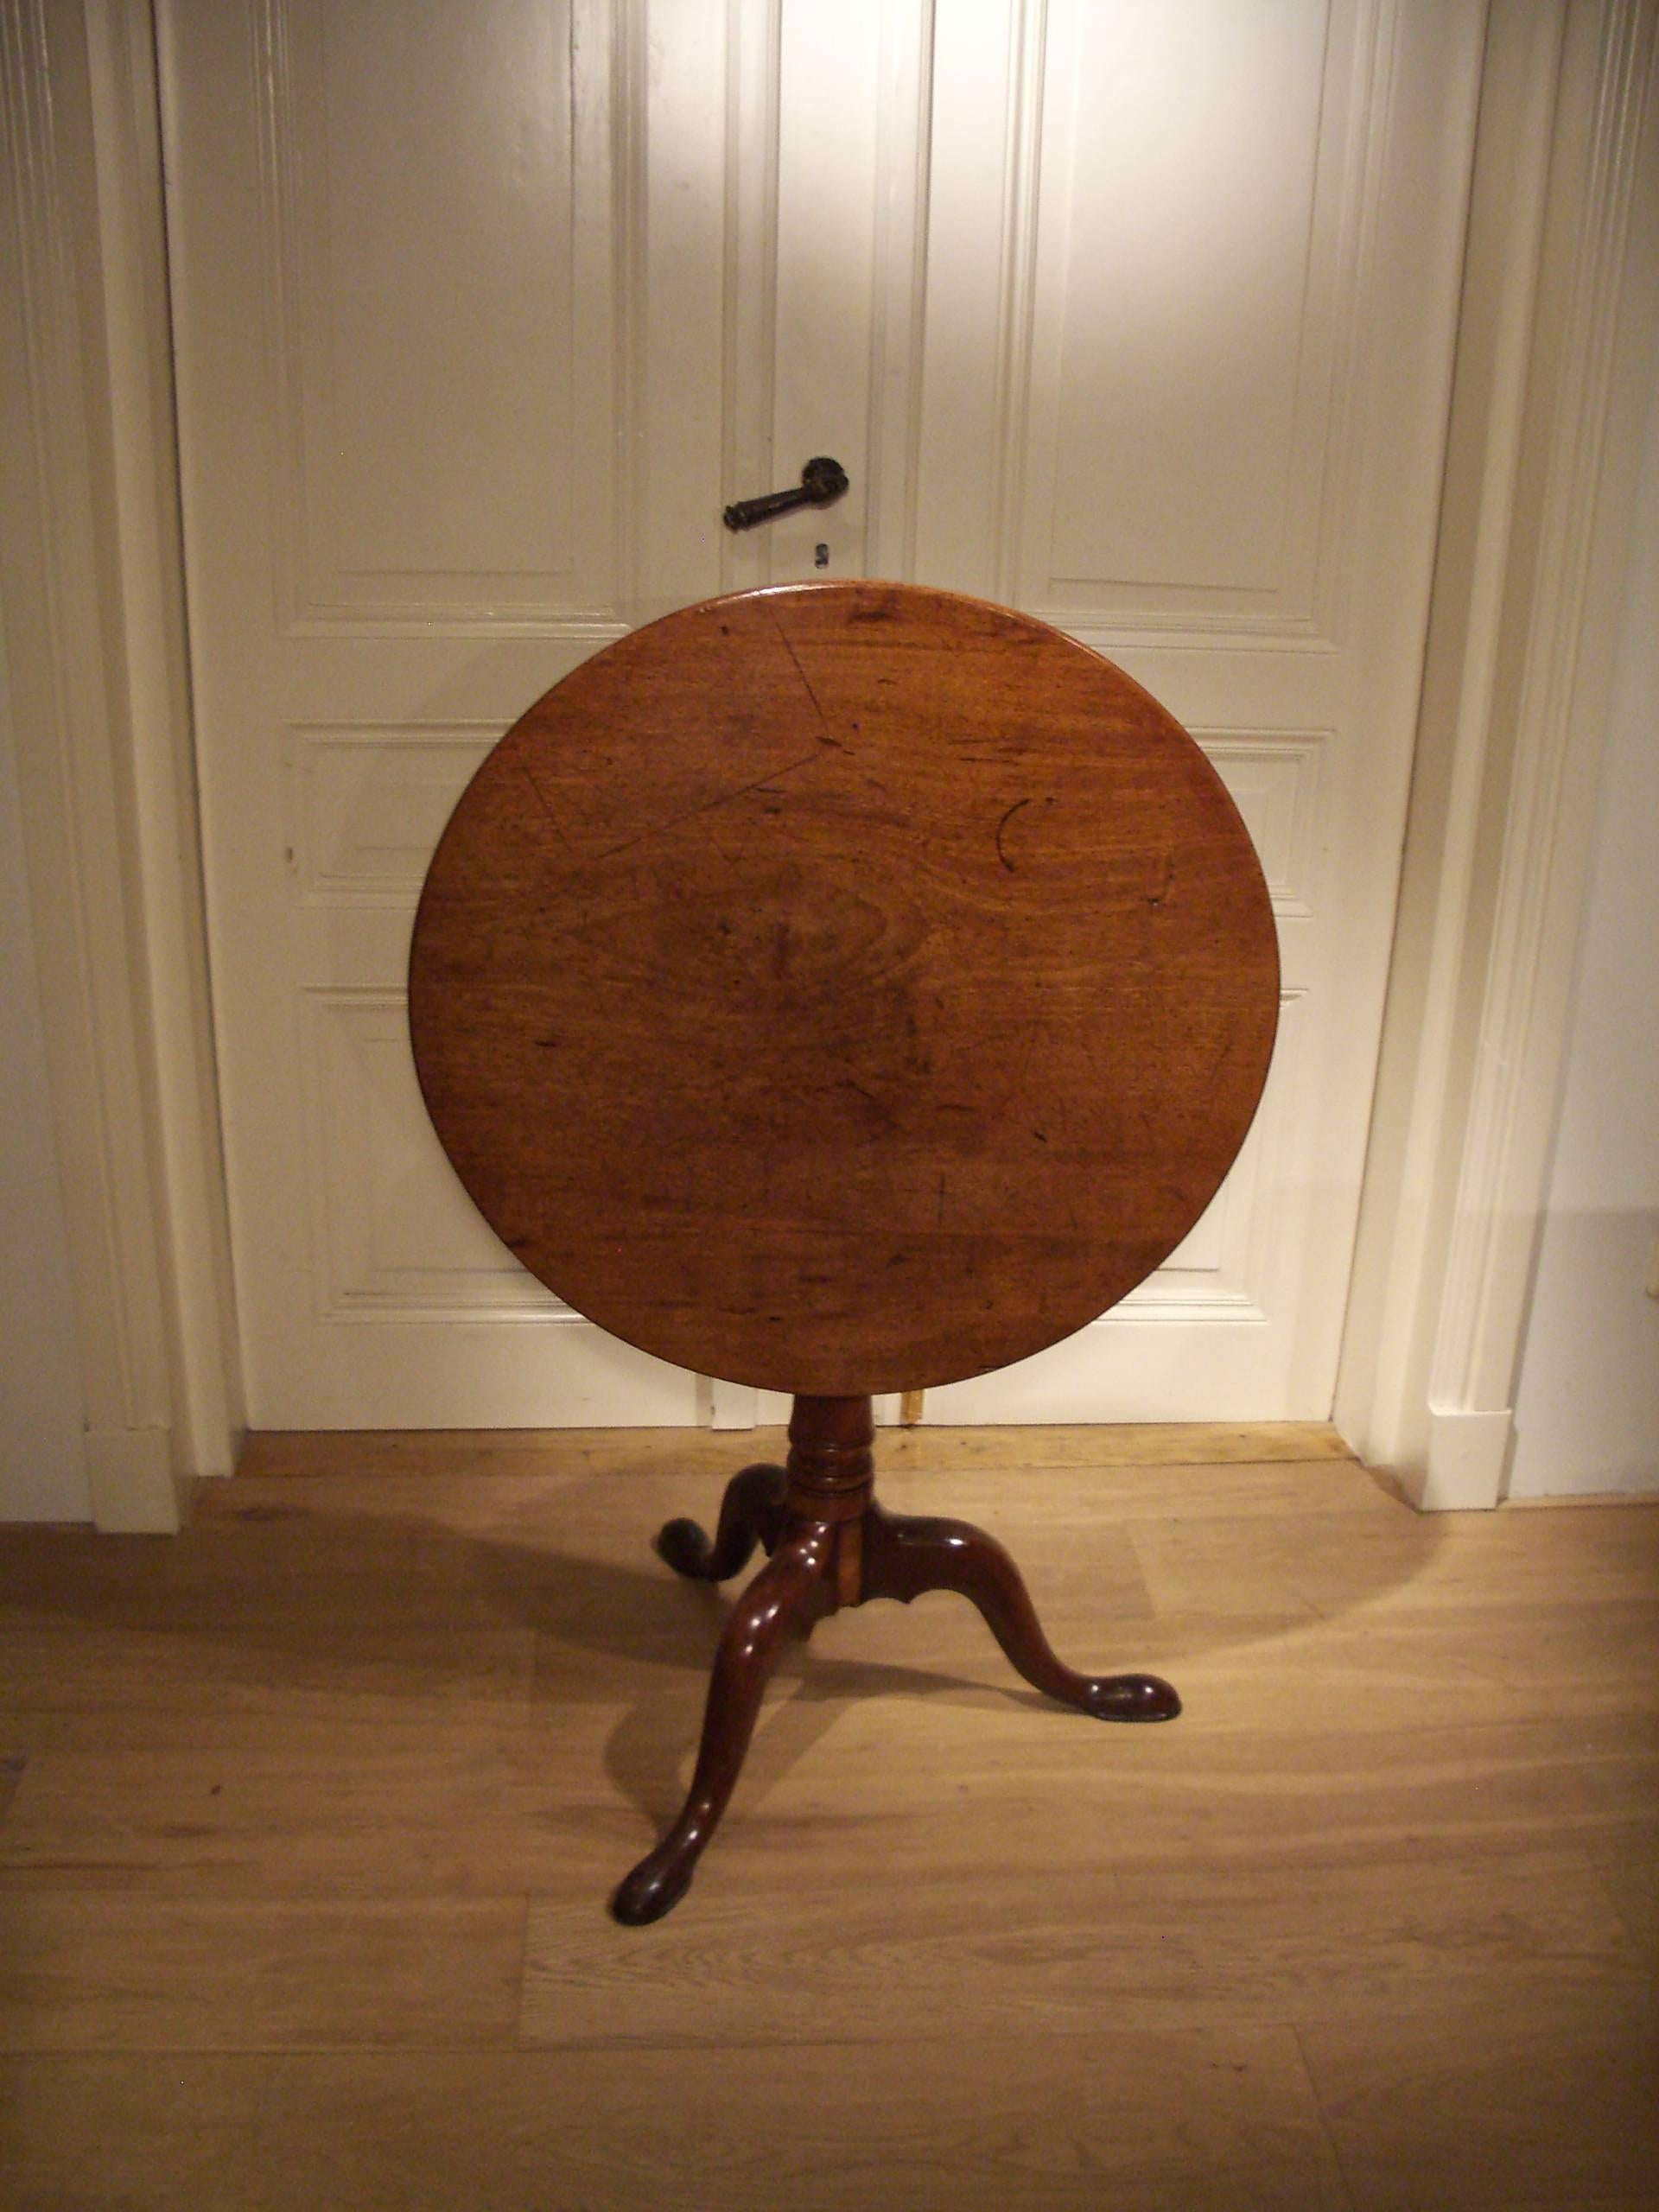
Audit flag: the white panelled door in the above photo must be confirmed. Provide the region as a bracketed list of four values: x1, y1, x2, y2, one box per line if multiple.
[161, 0, 1484, 1427]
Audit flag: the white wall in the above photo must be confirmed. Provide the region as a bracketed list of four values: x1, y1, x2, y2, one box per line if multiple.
[0, 621, 92, 1520]
[1509, 365, 1659, 1498]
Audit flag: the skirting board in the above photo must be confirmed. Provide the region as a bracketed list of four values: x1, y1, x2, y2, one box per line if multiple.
[86, 1427, 188, 1534]
[1416, 1405, 1514, 1511]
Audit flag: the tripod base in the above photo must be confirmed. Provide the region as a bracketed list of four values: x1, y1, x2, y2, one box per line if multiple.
[611, 1395, 1178, 1926]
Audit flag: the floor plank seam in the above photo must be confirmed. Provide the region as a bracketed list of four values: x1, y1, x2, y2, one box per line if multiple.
[1289, 2020, 1362, 2212]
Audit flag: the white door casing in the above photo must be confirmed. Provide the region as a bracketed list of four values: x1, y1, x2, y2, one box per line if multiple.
[160, 0, 1484, 1427]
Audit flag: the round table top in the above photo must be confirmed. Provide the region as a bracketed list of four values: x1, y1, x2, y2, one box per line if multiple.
[409, 582, 1278, 1395]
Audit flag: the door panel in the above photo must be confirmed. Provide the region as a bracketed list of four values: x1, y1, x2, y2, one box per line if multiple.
[913, 0, 1483, 1421]
[162, 0, 710, 1422]
[1028, 0, 1341, 623]
[162, 0, 1483, 1426]
[260, 0, 628, 627]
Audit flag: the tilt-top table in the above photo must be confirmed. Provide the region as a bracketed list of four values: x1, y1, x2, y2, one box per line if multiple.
[409, 581, 1278, 1923]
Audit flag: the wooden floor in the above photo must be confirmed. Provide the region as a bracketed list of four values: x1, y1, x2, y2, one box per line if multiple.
[2, 1425, 1656, 2211]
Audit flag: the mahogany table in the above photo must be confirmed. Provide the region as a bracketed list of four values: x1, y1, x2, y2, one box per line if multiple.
[409, 581, 1278, 1923]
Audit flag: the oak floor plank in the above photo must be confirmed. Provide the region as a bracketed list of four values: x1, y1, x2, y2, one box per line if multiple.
[0, 1735, 626, 1898]
[0, 2032, 1351, 2212]
[3, 1662, 1649, 1902]
[1127, 1498, 1659, 1619]
[875, 1420, 1352, 1469]
[0, 1895, 525, 2051]
[1592, 1850, 1657, 1959]
[1296, 1986, 1659, 2212]
[194, 1458, 1379, 1553]
[522, 1848, 1641, 2048]
[872, 1454, 1396, 1520]
[1104, 1598, 1659, 1733]
[0, 1547, 526, 1630]
[0, 1717, 1633, 1903]
[0, 1623, 536, 1719]
[704, 1580, 1659, 1737]
[577, 1681, 1656, 1878]
[0, 2056, 270, 2212]
[233, 1420, 1351, 1481]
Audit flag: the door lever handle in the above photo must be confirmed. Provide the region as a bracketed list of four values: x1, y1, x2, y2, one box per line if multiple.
[723, 456, 849, 531]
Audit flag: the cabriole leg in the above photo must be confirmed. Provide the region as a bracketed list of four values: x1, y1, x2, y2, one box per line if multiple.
[860, 1502, 1179, 1721]
[612, 1521, 838, 1925]
[655, 1461, 787, 1582]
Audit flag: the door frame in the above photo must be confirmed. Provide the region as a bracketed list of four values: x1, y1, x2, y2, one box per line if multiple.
[0, 0, 238, 1532]
[1339, 0, 1659, 1504]
[3, 0, 1653, 1523]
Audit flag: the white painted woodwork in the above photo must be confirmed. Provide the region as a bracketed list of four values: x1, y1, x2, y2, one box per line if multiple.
[0, 0, 222, 1528]
[1338, 0, 1659, 1502]
[0, 626, 91, 1522]
[1420, 0, 1659, 1484]
[161, 0, 1483, 1427]
[1510, 226, 1659, 1500]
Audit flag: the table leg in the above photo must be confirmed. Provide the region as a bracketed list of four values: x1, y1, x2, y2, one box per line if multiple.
[656, 1461, 787, 1581]
[860, 1502, 1179, 1721]
[611, 1518, 839, 1925]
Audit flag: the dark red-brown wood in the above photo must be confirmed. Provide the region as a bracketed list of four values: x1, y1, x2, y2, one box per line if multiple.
[610, 1393, 1179, 1925]
[409, 582, 1277, 1923]
[409, 581, 1278, 1397]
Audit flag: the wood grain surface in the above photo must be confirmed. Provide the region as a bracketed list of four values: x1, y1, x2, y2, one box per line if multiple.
[3, 1440, 1656, 2209]
[409, 582, 1278, 1393]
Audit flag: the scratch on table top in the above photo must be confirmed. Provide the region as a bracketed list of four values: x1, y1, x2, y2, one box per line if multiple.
[995, 797, 1032, 874]
[771, 616, 841, 747]
[518, 764, 576, 853]
[585, 750, 823, 866]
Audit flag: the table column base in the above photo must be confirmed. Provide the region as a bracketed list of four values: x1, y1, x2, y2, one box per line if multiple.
[610, 1395, 1179, 1926]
